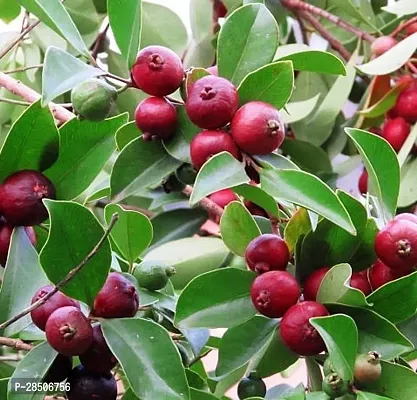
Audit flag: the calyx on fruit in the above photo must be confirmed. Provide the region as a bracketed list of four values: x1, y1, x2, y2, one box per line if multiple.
[66, 365, 117, 400]
[131, 45, 184, 97]
[133, 260, 176, 291]
[45, 306, 93, 356]
[44, 354, 72, 383]
[231, 101, 285, 155]
[92, 272, 139, 318]
[0, 170, 56, 226]
[354, 351, 382, 385]
[0, 222, 36, 266]
[245, 234, 290, 273]
[71, 79, 117, 121]
[135, 96, 177, 141]
[371, 36, 398, 57]
[30, 285, 80, 331]
[323, 357, 335, 376]
[237, 373, 267, 400]
[190, 130, 240, 170]
[322, 372, 350, 398]
[185, 75, 239, 129]
[280, 301, 329, 356]
[250, 271, 300, 318]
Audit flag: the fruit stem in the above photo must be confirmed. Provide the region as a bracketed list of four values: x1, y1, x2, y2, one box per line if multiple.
[0, 97, 31, 107]
[0, 336, 33, 351]
[183, 185, 224, 219]
[391, 16, 417, 38]
[306, 357, 323, 392]
[0, 213, 120, 332]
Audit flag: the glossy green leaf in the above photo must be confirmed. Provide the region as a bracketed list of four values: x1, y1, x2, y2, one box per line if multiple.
[277, 50, 346, 75]
[104, 204, 152, 263]
[116, 122, 141, 151]
[217, 3, 279, 85]
[357, 391, 396, 400]
[361, 361, 417, 399]
[0, 228, 48, 337]
[41, 46, 104, 105]
[284, 208, 311, 254]
[148, 209, 208, 253]
[7, 342, 57, 400]
[330, 305, 413, 360]
[260, 169, 355, 234]
[311, 314, 358, 381]
[111, 136, 182, 202]
[398, 123, 417, 168]
[163, 106, 200, 163]
[255, 153, 300, 171]
[233, 184, 280, 217]
[144, 237, 229, 290]
[0, 0, 20, 23]
[17, 0, 89, 56]
[346, 128, 400, 222]
[216, 316, 276, 377]
[102, 318, 190, 400]
[40, 200, 112, 305]
[358, 33, 417, 75]
[238, 61, 294, 110]
[0, 101, 58, 182]
[190, 389, 218, 400]
[175, 268, 256, 329]
[190, 0, 213, 42]
[399, 156, 417, 207]
[46, 113, 127, 200]
[317, 264, 369, 307]
[367, 272, 417, 323]
[348, 218, 378, 271]
[108, 0, 142, 68]
[281, 95, 320, 124]
[220, 202, 261, 256]
[190, 152, 249, 205]
[382, 0, 417, 17]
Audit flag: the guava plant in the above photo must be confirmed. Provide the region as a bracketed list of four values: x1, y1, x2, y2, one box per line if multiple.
[1, 0, 417, 399]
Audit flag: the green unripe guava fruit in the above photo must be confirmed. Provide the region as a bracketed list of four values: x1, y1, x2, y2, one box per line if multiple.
[133, 260, 176, 291]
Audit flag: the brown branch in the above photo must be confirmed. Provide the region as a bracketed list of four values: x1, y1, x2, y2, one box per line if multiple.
[391, 16, 417, 38]
[0, 354, 24, 361]
[91, 23, 110, 60]
[0, 337, 33, 351]
[0, 19, 40, 60]
[0, 71, 75, 124]
[0, 213, 119, 332]
[4, 64, 43, 74]
[281, 0, 375, 43]
[299, 11, 351, 61]
[183, 185, 224, 218]
[295, 11, 308, 44]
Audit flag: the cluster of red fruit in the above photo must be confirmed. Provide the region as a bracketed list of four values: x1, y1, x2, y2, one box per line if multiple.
[0, 170, 56, 266]
[30, 272, 139, 400]
[131, 45, 284, 162]
[245, 212, 417, 356]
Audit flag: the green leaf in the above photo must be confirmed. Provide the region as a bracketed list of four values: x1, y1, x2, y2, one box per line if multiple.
[0, 0, 20, 23]
[17, 0, 89, 56]
[255, 153, 300, 171]
[217, 3, 279, 85]
[237, 61, 294, 110]
[220, 202, 261, 256]
[276, 50, 346, 75]
[175, 268, 256, 329]
[346, 128, 400, 222]
[330, 305, 414, 360]
[284, 208, 311, 254]
[398, 123, 417, 167]
[111, 136, 182, 202]
[216, 316, 276, 377]
[104, 204, 153, 263]
[141, 2, 188, 55]
[399, 157, 417, 207]
[317, 264, 369, 307]
[116, 122, 140, 151]
[190, 0, 213, 42]
[360, 361, 417, 400]
[232, 184, 280, 217]
[148, 209, 208, 253]
[40, 200, 112, 305]
[0, 228, 48, 337]
[7, 342, 57, 400]
[41, 46, 104, 105]
[311, 314, 357, 381]
[163, 106, 200, 163]
[144, 237, 229, 290]
[45, 113, 127, 200]
[281, 95, 320, 124]
[358, 33, 417, 75]
[260, 169, 355, 234]
[0, 101, 58, 182]
[190, 152, 249, 205]
[102, 318, 190, 400]
[382, 0, 417, 17]
[108, 0, 142, 68]
[349, 218, 378, 271]
[356, 391, 395, 400]
[191, 389, 218, 400]
[367, 272, 417, 323]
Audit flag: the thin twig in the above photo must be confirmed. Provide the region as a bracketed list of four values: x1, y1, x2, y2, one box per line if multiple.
[105, 73, 132, 85]
[4, 64, 43, 75]
[0, 336, 33, 351]
[188, 349, 212, 367]
[91, 23, 110, 60]
[95, 200, 155, 218]
[0, 19, 41, 61]
[295, 12, 308, 44]
[0, 214, 119, 331]
[0, 97, 31, 106]
[183, 185, 224, 218]
[299, 11, 351, 61]
[281, 0, 375, 42]
[0, 355, 23, 362]
[391, 16, 417, 38]
[269, 215, 280, 236]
